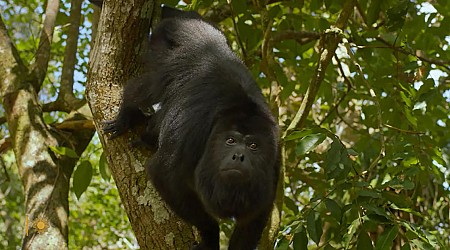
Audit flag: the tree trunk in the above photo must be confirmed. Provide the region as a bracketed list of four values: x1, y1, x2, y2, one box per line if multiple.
[0, 14, 94, 250]
[86, 1, 196, 249]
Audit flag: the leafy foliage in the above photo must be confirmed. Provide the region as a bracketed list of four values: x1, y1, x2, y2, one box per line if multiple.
[68, 165, 137, 249]
[0, 154, 24, 249]
[1, 0, 449, 249]
[262, 1, 450, 249]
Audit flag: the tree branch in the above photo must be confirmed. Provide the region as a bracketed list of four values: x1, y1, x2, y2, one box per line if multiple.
[30, 0, 59, 91]
[1, 7, 94, 248]
[0, 137, 12, 154]
[284, 0, 356, 137]
[44, 0, 85, 112]
[375, 37, 450, 72]
[271, 30, 320, 45]
[0, 16, 28, 94]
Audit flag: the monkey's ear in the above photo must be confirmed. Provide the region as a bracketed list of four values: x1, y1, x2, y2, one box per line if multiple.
[161, 5, 202, 20]
[89, 0, 103, 8]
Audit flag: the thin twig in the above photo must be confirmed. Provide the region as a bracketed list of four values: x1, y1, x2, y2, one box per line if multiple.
[343, 41, 386, 171]
[376, 37, 450, 72]
[319, 55, 353, 125]
[383, 124, 425, 135]
[227, 0, 247, 59]
[283, 0, 357, 137]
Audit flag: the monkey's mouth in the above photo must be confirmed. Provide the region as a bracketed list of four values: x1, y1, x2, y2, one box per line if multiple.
[220, 168, 243, 175]
[219, 168, 250, 183]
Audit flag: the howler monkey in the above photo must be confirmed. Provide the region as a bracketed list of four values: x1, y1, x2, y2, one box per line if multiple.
[102, 5, 280, 250]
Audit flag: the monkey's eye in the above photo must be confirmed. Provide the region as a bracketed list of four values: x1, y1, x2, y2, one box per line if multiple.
[248, 143, 258, 150]
[226, 138, 236, 145]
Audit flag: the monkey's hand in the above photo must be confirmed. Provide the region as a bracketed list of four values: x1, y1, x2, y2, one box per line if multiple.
[102, 119, 128, 139]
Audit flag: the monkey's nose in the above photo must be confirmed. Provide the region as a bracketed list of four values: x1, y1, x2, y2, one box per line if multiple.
[232, 153, 244, 162]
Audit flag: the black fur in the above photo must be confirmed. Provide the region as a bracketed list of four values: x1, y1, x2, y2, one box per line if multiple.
[103, 6, 280, 250]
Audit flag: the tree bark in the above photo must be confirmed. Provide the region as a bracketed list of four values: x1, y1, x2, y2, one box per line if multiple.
[0, 1, 94, 249]
[86, 1, 196, 249]
[0, 12, 94, 250]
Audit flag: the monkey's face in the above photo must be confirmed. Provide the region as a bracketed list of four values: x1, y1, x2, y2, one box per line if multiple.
[194, 121, 277, 217]
[210, 129, 272, 183]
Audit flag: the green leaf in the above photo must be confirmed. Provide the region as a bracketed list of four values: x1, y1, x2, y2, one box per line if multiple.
[343, 217, 361, 248]
[325, 199, 342, 221]
[400, 91, 412, 107]
[358, 189, 381, 198]
[73, 160, 93, 200]
[49, 146, 79, 158]
[375, 225, 399, 250]
[382, 191, 413, 208]
[366, 0, 382, 25]
[231, 0, 247, 13]
[284, 196, 299, 214]
[295, 133, 326, 156]
[400, 242, 411, 250]
[99, 152, 111, 181]
[284, 129, 315, 141]
[383, 178, 415, 190]
[431, 149, 446, 166]
[355, 181, 370, 187]
[404, 108, 417, 127]
[292, 225, 308, 250]
[357, 231, 374, 250]
[275, 236, 290, 250]
[55, 11, 69, 26]
[386, 1, 410, 31]
[410, 239, 434, 250]
[363, 204, 390, 219]
[325, 140, 353, 180]
[267, 4, 281, 20]
[324, 140, 342, 172]
[306, 211, 322, 245]
[347, 148, 359, 156]
[310, 0, 323, 12]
